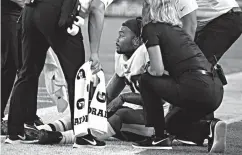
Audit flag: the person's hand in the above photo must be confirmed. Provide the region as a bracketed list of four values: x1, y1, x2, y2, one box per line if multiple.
[107, 96, 124, 113]
[90, 53, 102, 74]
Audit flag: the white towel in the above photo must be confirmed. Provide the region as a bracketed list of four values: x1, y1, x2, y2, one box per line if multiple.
[88, 71, 107, 134]
[44, 48, 69, 113]
[74, 61, 108, 136]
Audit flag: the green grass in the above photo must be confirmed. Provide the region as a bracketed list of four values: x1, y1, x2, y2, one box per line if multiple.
[1, 121, 242, 155]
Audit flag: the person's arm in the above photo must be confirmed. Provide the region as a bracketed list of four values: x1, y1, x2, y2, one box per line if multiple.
[147, 46, 164, 76]
[176, 0, 198, 40]
[88, 0, 106, 74]
[181, 11, 197, 40]
[106, 73, 126, 104]
[119, 92, 143, 106]
[142, 24, 165, 76]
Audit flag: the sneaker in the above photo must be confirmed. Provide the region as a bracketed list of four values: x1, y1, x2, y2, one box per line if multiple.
[5, 135, 22, 144]
[132, 136, 172, 149]
[5, 132, 37, 144]
[1, 120, 8, 136]
[208, 118, 227, 153]
[38, 129, 63, 144]
[22, 124, 40, 144]
[73, 134, 106, 148]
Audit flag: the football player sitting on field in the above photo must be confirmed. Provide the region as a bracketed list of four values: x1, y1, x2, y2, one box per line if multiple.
[28, 17, 169, 145]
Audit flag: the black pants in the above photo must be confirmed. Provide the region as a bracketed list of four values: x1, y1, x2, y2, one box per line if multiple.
[8, 2, 85, 136]
[1, 11, 22, 120]
[194, 11, 242, 120]
[195, 11, 242, 66]
[140, 72, 223, 138]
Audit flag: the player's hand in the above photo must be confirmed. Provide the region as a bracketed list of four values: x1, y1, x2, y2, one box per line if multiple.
[107, 96, 124, 113]
[90, 53, 102, 74]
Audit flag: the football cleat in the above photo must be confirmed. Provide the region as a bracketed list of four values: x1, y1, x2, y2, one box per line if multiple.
[208, 118, 227, 153]
[132, 136, 172, 149]
[38, 129, 63, 144]
[73, 134, 106, 148]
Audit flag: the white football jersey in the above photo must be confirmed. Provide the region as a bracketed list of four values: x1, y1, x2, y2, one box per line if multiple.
[115, 44, 149, 93]
[115, 44, 149, 82]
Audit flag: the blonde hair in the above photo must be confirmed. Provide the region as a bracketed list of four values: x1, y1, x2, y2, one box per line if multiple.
[142, 0, 182, 27]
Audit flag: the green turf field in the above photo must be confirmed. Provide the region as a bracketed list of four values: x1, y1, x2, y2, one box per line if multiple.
[1, 121, 242, 155]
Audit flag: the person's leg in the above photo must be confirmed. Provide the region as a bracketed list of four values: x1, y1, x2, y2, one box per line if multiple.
[37, 129, 75, 145]
[1, 12, 20, 120]
[7, 6, 49, 141]
[116, 108, 153, 141]
[52, 31, 106, 148]
[132, 73, 179, 149]
[195, 12, 242, 65]
[94, 107, 151, 141]
[140, 73, 181, 138]
[165, 106, 227, 152]
[133, 72, 223, 149]
[54, 32, 85, 127]
[37, 115, 72, 132]
[195, 12, 242, 121]
[165, 106, 210, 145]
[164, 74, 226, 152]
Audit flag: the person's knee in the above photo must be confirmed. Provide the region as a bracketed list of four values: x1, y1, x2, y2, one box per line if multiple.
[114, 108, 129, 122]
[108, 113, 122, 132]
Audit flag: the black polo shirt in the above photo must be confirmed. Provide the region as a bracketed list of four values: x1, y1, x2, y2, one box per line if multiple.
[142, 22, 212, 78]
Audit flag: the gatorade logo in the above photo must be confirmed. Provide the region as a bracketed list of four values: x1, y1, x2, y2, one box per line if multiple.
[76, 98, 85, 110]
[96, 92, 106, 103]
[77, 69, 85, 80]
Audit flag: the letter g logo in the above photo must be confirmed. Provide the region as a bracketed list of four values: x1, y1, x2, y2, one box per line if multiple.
[77, 98, 85, 110]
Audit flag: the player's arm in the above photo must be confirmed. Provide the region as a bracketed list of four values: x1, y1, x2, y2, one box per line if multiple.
[106, 73, 126, 104]
[119, 92, 143, 106]
[181, 10, 197, 40]
[88, 0, 106, 74]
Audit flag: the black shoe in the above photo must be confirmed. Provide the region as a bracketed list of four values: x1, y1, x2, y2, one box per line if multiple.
[38, 129, 63, 144]
[33, 116, 44, 126]
[73, 134, 106, 148]
[23, 124, 40, 143]
[5, 135, 23, 144]
[132, 136, 172, 149]
[208, 118, 227, 153]
[5, 132, 38, 144]
[1, 120, 8, 136]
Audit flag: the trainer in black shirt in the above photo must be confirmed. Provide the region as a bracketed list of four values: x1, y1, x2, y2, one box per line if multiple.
[132, 0, 224, 152]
